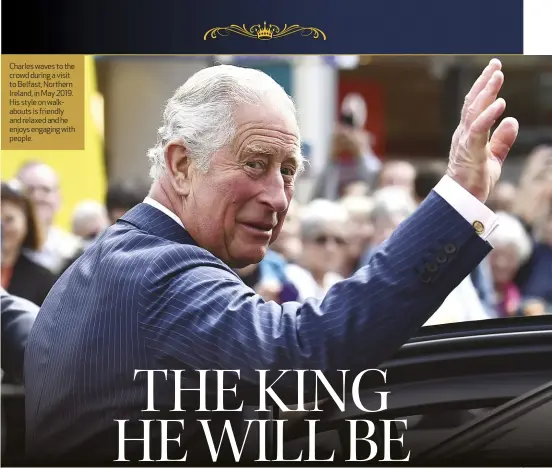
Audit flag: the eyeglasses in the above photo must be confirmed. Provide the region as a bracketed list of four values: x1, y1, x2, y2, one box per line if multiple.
[23, 183, 57, 196]
[313, 234, 347, 246]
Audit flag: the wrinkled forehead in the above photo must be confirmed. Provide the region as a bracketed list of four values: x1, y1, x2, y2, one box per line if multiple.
[232, 101, 302, 166]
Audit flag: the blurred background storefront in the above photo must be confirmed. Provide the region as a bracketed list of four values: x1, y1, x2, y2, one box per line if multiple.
[95, 55, 552, 201]
[3, 55, 550, 229]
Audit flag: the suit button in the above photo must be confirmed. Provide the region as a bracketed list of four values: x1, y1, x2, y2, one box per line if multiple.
[444, 244, 456, 254]
[436, 254, 447, 264]
[420, 271, 432, 283]
[425, 262, 438, 273]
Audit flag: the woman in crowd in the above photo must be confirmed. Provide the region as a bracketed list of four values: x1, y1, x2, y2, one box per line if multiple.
[517, 211, 552, 312]
[488, 212, 535, 317]
[1, 181, 58, 306]
[339, 194, 375, 277]
[359, 186, 417, 264]
[285, 199, 349, 301]
[509, 145, 552, 312]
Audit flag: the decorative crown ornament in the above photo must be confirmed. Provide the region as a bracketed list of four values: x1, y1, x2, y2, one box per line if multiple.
[204, 23, 326, 41]
[256, 22, 274, 40]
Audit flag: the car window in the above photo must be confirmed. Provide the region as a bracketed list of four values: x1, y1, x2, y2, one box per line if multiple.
[389, 405, 501, 460]
[414, 380, 552, 464]
[450, 397, 552, 464]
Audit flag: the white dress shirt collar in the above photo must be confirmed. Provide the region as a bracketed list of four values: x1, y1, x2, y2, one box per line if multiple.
[143, 197, 185, 229]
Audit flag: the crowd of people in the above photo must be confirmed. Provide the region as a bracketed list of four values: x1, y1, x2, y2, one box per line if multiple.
[0, 61, 550, 464]
[2, 137, 551, 332]
[1, 163, 149, 307]
[1, 163, 151, 459]
[234, 126, 552, 322]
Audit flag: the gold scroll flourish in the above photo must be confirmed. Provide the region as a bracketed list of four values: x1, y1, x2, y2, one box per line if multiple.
[204, 23, 327, 41]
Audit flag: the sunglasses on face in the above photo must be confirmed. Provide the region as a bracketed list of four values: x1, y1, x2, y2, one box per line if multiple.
[312, 234, 347, 246]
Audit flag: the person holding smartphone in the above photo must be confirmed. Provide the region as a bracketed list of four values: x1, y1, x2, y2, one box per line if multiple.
[311, 111, 381, 200]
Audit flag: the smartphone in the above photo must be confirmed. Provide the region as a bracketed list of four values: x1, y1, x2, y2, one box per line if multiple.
[340, 111, 356, 127]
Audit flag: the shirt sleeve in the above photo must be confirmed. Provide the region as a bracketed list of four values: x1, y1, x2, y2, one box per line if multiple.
[433, 175, 499, 243]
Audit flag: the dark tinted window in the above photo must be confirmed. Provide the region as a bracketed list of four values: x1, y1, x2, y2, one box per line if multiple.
[460, 397, 552, 463]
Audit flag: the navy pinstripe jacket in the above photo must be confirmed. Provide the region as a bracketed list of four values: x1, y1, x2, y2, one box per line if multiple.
[24, 191, 491, 463]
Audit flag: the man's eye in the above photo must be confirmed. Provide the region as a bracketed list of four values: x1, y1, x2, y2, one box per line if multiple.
[281, 167, 296, 177]
[246, 161, 264, 170]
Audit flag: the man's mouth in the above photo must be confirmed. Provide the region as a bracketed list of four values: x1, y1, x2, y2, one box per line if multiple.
[241, 222, 275, 234]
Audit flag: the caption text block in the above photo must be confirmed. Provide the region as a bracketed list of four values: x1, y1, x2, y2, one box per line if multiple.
[2, 55, 85, 151]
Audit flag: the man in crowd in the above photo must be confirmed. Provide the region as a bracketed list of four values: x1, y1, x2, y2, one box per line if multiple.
[105, 181, 149, 225]
[311, 119, 380, 200]
[71, 200, 110, 247]
[25, 59, 519, 463]
[16, 162, 82, 274]
[376, 159, 417, 195]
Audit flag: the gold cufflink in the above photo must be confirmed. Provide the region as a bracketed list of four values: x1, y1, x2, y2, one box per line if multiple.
[473, 220, 484, 235]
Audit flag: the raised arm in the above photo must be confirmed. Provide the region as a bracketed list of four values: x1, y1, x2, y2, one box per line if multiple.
[144, 188, 491, 395]
[144, 58, 518, 395]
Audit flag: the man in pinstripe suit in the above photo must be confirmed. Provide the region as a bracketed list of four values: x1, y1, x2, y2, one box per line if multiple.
[24, 59, 518, 464]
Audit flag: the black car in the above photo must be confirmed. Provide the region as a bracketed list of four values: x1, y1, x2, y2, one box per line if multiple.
[3, 316, 552, 465]
[279, 315, 552, 466]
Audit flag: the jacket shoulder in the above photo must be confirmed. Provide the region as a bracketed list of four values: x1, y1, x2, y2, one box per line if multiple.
[143, 240, 240, 283]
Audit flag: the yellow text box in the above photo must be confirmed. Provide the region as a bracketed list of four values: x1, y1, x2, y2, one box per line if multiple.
[2, 55, 106, 232]
[2, 55, 85, 151]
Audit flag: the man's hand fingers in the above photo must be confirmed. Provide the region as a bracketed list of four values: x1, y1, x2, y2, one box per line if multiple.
[466, 98, 506, 152]
[464, 70, 504, 128]
[461, 59, 502, 125]
[489, 117, 519, 163]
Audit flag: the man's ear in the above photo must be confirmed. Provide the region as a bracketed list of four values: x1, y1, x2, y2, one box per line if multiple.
[165, 141, 193, 196]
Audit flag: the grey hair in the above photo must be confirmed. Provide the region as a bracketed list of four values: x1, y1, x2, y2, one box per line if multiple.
[299, 199, 350, 239]
[340, 195, 375, 220]
[370, 186, 417, 225]
[71, 200, 108, 232]
[147, 64, 300, 180]
[489, 211, 533, 263]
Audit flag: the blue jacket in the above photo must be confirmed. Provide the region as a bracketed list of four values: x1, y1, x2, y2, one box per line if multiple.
[24, 191, 491, 463]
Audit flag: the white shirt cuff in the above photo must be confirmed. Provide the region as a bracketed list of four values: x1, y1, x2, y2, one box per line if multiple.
[433, 175, 499, 243]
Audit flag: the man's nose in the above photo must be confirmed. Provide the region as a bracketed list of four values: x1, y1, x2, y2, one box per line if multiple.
[260, 170, 289, 213]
